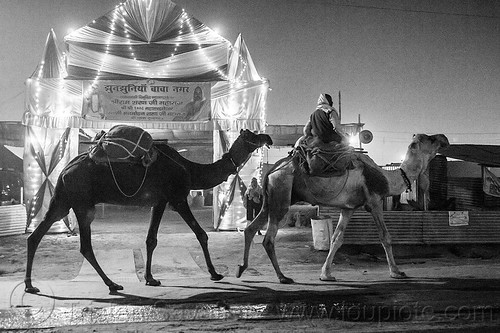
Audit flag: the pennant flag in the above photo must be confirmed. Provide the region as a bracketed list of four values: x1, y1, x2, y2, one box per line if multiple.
[483, 167, 500, 197]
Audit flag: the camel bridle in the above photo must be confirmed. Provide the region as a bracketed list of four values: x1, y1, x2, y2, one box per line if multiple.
[225, 153, 238, 171]
[399, 168, 412, 191]
[226, 135, 267, 174]
[243, 138, 264, 148]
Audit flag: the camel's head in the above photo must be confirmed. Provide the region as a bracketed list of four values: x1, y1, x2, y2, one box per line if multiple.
[227, 129, 273, 167]
[410, 134, 450, 154]
[237, 129, 273, 149]
[404, 134, 450, 173]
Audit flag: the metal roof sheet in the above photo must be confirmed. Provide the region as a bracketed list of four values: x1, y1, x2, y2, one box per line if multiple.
[440, 144, 500, 167]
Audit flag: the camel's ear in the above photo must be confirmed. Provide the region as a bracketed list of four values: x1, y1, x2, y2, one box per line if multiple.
[414, 134, 430, 143]
[434, 134, 450, 149]
[240, 129, 244, 134]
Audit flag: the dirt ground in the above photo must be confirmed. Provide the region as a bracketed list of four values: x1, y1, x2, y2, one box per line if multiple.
[2, 205, 499, 280]
[1, 205, 500, 332]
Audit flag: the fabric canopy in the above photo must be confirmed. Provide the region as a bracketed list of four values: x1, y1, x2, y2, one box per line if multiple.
[439, 144, 500, 167]
[212, 34, 269, 132]
[31, 29, 67, 79]
[23, 0, 268, 133]
[64, 0, 231, 81]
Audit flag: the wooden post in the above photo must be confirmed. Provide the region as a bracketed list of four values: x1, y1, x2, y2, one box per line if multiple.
[358, 114, 362, 150]
[338, 91, 342, 123]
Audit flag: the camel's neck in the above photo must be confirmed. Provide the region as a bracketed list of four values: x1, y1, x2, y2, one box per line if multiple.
[155, 144, 241, 190]
[186, 154, 239, 190]
[384, 152, 426, 196]
[155, 136, 259, 190]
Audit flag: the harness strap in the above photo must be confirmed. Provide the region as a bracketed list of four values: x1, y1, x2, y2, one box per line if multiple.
[400, 168, 412, 191]
[227, 154, 238, 171]
[107, 155, 148, 198]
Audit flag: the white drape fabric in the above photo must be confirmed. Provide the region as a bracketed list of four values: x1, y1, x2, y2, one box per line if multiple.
[212, 34, 268, 132]
[67, 43, 228, 79]
[211, 34, 268, 229]
[64, 0, 230, 80]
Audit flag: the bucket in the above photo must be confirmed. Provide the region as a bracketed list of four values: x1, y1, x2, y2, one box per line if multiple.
[310, 216, 333, 251]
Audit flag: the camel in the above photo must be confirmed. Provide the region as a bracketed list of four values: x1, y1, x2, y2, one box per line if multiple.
[25, 129, 272, 293]
[237, 133, 449, 283]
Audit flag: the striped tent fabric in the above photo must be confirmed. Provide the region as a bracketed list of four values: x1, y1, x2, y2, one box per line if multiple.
[212, 34, 269, 132]
[31, 29, 67, 79]
[64, 0, 231, 81]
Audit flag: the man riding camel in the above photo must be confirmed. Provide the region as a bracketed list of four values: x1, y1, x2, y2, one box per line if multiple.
[303, 93, 345, 146]
[296, 93, 352, 176]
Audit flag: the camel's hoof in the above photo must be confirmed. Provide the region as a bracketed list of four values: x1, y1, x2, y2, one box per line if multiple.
[279, 276, 294, 284]
[108, 283, 124, 291]
[25, 286, 40, 294]
[236, 265, 246, 278]
[391, 272, 408, 279]
[146, 279, 162, 286]
[211, 273, 224, 281]
[319, 275, 337, 282]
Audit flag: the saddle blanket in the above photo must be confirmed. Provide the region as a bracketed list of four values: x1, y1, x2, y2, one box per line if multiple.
[89, 125, 157, 166]
[295, 136, 360, 177]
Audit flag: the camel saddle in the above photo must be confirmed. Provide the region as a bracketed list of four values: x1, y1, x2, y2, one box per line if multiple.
[295, 136, 360, 177]
[89, 125, 157, 167]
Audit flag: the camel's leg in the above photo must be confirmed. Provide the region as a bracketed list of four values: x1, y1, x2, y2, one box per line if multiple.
[262, 211, 294, 284]
[75, 206, 124, 291]
[320, 208, 354, 281]
[238, 168, 294, 283]
[369, 203, 407, 279]
[262, 172, 295, 284]
[236, 205, 269, 278]
[144, 202, 166, 286]
[174, 200, 223, 281]
[25, 201, 70, 293]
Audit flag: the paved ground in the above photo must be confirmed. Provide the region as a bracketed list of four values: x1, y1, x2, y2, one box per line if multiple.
[1, 206, 499, 332]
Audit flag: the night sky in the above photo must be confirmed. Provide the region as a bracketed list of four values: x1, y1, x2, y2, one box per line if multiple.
[1, 0, 498, 164]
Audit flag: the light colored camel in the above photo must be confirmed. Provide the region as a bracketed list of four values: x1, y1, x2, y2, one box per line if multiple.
[237, 134, 449, 283]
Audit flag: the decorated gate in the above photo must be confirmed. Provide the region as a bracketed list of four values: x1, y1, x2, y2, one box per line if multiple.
[22, 0, 269, 232]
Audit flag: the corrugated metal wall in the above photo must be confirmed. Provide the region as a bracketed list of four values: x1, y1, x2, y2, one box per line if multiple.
[447, 176, 500, 211]
[424, 211, 500, 243]
[319, 208, 500, 244]
[484, 192, 500, 209]
[448, 177, 484, 210]
[0, 204, 26, 237]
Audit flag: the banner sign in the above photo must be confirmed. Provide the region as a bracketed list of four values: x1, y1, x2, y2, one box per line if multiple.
[483, 167, 500, 197]
[82, 80, 211, 122]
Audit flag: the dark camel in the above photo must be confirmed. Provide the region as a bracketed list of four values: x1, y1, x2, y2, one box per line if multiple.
[237, 134, 449, 283]
[25, 129, 272, 293]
